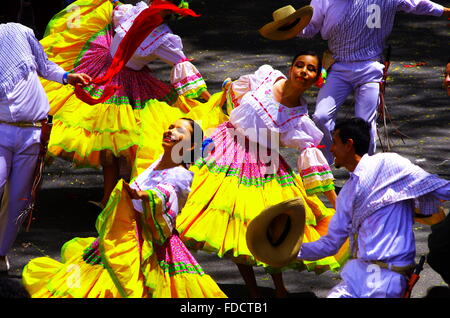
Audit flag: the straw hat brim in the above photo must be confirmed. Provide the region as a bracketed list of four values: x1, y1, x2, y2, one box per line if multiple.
[246, 198, 305, 268]
[259, 6, 313, 41]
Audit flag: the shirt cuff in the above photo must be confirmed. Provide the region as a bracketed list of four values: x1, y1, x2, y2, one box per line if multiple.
[62, 72, 69, 85]
[45, 66, 67, 84]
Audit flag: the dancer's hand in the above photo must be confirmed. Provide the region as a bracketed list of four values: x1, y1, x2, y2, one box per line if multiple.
[123, 182, 149, 200]
[201, 90, 211, 101]
[442, 7, 450, 18]
[67, 73, 92, 87]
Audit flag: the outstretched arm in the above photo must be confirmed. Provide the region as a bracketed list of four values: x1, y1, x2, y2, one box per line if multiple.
[297, 0, 325, 39]
[443, 7, 450, 17]
[298, 200, 350, 261]
[397, 0, 447, 16]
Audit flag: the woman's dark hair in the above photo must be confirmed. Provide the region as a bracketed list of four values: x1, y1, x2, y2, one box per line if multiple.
[334, 117, 371, 156]
[290, 51, 322, 81]
[180, 117, 204, 165]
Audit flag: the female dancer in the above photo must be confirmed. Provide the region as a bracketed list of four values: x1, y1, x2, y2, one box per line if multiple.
[177, 52, 348, 297]
[22, 118, 227, 298]
[40, 0, 225, 208]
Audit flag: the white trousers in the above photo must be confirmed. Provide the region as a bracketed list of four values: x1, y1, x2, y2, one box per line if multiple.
[0, 124, 41, 255]
[313, 61, 384, 164]
[327, 259, 408, 298]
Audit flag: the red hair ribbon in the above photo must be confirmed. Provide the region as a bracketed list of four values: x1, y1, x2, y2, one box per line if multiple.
[75, 0, 200, 105]
[307, 144, 326, 149]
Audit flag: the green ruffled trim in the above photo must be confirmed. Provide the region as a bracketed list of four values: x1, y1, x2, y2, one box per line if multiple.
[182, 86, 208, 99]
[79, 85, 179, 107]
[175, 80, 206, 96]
[137, 193, 160, 297]
[48, 139, 141, 169]
[305, 183, 335, 196]
[194, 157, 297, 188]
[157, 260, 205, 277]
[175, 78, 206, 92]
[53, 111, 141, 134]
[143, 190, 167, 246]
[95, 184, 129, 298]
[302, 171, 334, 179]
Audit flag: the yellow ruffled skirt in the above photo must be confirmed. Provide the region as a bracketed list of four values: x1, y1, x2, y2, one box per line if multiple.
[177, 122, 349, 273]
[41, 0, 227, 169]
[22, 180, 227, 298]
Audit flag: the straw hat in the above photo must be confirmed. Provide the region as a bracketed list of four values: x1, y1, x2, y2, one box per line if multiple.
[259, 5, 313, 41]
[246, 198, 305, 268]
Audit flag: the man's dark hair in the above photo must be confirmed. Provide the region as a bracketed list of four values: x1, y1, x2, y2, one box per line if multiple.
[334, 117, 371, 156]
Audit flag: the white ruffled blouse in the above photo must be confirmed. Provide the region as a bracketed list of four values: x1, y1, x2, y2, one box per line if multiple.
[110, 1, 206, 97]
[228, 65, 334, 195]
[130, 158, 194, 233]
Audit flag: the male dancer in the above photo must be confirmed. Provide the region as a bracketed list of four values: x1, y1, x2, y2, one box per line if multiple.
[298, 0, 450, 164]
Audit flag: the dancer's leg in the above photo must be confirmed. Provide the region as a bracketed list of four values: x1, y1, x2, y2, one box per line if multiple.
[271, 272, 288, 298]
[235, 263, 262, 298]
[100, 154, 120, 207]
[313, 67, 353, 165]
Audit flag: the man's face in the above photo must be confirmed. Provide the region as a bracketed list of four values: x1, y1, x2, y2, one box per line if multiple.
[444, 62, 450, 97]
[330, 130, 351, 169]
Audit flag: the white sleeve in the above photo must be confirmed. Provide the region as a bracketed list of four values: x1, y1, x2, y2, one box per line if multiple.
[227, 65, 281, 111]
[151, 33, 186, 65]
[297, 0, 325, 38]
[280, 116, 323, 150]
[112, 4, 133, 28]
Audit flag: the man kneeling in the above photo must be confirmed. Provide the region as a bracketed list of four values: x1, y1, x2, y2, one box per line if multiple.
[297, 117, 450, 298]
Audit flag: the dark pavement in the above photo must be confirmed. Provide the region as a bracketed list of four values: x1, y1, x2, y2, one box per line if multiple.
[2, 0, 450, 300]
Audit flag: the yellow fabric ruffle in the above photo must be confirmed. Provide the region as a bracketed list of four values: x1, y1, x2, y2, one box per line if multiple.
[46, 90, 228, 169]
[22, 180, 227, 298]
[97, 180, 227, 298]
[41, 0, 228, 169]
[177, 164, 349, 272]
[22, 237, 121, 298]
[42, 0, 113, 83]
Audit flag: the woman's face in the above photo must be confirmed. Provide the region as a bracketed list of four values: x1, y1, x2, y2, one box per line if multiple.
[162, 119, 194, 150]
[444, 62, 450, 96]
[288, 55, 320, 90]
